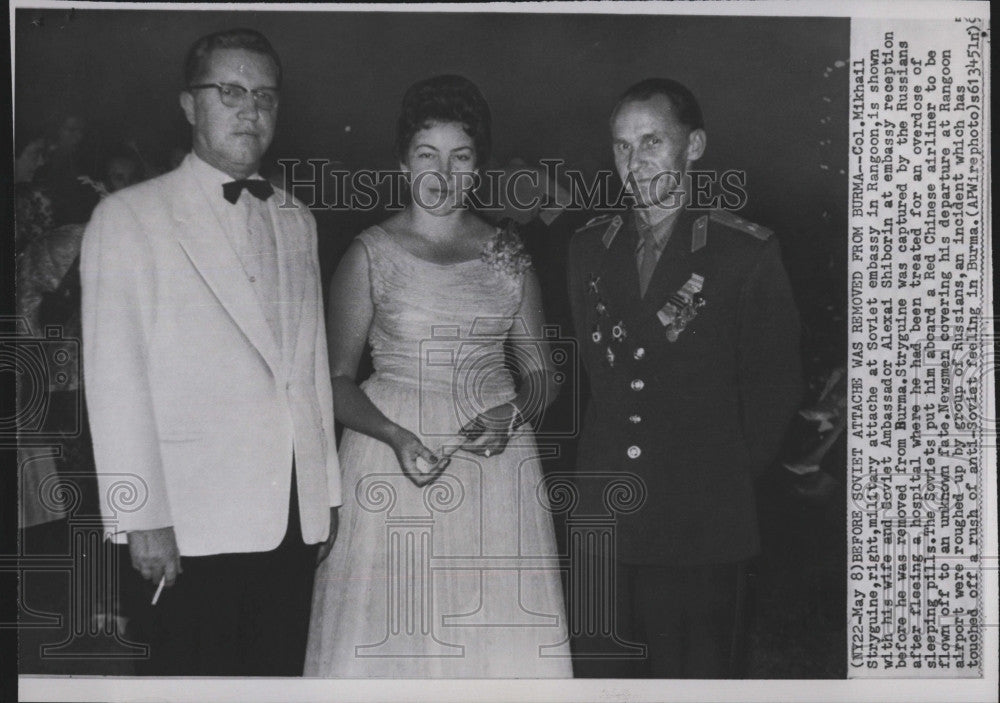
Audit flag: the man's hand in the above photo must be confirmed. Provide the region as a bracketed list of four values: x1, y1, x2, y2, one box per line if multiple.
[127, 526, 182, 587]
[316, 507, 340, 565]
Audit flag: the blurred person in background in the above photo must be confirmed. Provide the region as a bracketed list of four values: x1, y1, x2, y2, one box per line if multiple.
[14, 131, 54, 256]
[34, 111, 101, 226]
[99, 144, 146, 193]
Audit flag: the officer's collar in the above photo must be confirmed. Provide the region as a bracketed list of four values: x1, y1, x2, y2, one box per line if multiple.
[632, 207, 681, 254]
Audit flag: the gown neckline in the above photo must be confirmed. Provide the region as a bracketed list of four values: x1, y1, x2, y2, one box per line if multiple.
[371, 224, 500, 268]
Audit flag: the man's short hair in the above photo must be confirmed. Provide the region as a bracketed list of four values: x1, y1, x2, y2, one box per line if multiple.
[184, 28, 282, 88]
[612, 78, 704, 131]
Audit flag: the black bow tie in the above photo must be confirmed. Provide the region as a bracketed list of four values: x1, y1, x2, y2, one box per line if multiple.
[222, 178, 274, 204]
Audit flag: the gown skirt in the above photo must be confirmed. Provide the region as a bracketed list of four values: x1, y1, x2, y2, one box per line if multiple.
[304, 226, 572, 678]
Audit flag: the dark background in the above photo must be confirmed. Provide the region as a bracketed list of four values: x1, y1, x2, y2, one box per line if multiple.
[16, 9, 848, 296]
[15, 6, 850, 372]
[12, 7, 849, 678]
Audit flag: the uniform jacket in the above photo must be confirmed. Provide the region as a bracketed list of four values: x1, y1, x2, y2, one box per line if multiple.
[81, 155, 341, 556]
[567, 208, 802, 565]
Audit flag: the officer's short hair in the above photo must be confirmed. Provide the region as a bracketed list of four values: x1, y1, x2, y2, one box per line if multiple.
[611, 78, 704, 131]
[184, 28, 282, 89]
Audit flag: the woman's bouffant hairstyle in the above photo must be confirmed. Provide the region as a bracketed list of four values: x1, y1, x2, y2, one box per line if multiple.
[394, 75, 492, 166]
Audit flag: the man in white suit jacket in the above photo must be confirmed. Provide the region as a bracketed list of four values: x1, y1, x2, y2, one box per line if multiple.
[81, 28, 340, 675]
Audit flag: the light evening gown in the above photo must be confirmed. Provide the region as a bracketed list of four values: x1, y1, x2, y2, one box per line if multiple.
[304, 225, 572, 678]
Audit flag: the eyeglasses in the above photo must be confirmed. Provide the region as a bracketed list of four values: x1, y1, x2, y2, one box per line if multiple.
[187, 82, 280, 111]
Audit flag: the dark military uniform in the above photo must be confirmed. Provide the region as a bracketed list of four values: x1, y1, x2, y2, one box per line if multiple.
[566, 207, 803, 676]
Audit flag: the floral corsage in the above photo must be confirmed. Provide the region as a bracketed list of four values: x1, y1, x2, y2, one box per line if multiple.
[481, 219, 532, 278]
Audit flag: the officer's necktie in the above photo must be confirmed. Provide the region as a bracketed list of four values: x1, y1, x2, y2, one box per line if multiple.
[637, 226, 659, 298]
[222, 178, 274, 205]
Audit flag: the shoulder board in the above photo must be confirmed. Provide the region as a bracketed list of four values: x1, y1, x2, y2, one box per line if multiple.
[575, 214, 624, 249]
[709, 210, 772, 241]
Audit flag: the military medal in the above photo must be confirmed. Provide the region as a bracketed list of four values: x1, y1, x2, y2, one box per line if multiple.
[605, 346, 615, 367]
[612, 320, 627, 342]
[591, 324, 602, 344]
[657, 274, 706, 342]
[588, 274, 601, 295]
[595, 301, 607, 316]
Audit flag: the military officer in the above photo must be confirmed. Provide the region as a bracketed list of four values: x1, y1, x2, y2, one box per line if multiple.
[566, 78, 803, 677]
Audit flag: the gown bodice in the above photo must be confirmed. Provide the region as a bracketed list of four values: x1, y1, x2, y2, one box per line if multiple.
[359, 225, 525, 401]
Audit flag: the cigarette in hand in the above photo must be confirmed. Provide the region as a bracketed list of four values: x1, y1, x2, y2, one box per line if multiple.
[151, 575, 166, 606]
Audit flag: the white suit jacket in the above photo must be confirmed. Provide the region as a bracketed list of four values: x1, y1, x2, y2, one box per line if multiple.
[81, 155, 341, 556]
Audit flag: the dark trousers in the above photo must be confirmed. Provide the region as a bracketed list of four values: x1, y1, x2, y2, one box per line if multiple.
[120, 468, 318, 676]
[572, 559, 748, 678]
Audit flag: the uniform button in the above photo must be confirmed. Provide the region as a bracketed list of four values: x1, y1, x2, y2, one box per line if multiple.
[249, 276, 256, 283]
[633, 347, 645, 360]
[627, 445, 642, 459]
[630, 379, 645, 391]
[628, 414, 642, 424]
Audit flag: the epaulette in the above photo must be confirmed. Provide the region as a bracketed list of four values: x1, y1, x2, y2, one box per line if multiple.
[709, 209, 772, 241]
[574, 214, 623, 249]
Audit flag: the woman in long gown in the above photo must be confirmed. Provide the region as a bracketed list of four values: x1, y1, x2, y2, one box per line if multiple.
[305, 75, 572, 678]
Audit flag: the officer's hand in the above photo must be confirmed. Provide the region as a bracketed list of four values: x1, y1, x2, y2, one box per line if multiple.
[127, 526, 182, 588]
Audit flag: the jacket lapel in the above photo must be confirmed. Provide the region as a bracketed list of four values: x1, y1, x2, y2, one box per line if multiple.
[598, 213, 641, 320]
[169, 168, 284, 377]
[269, 198, 309, 377]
